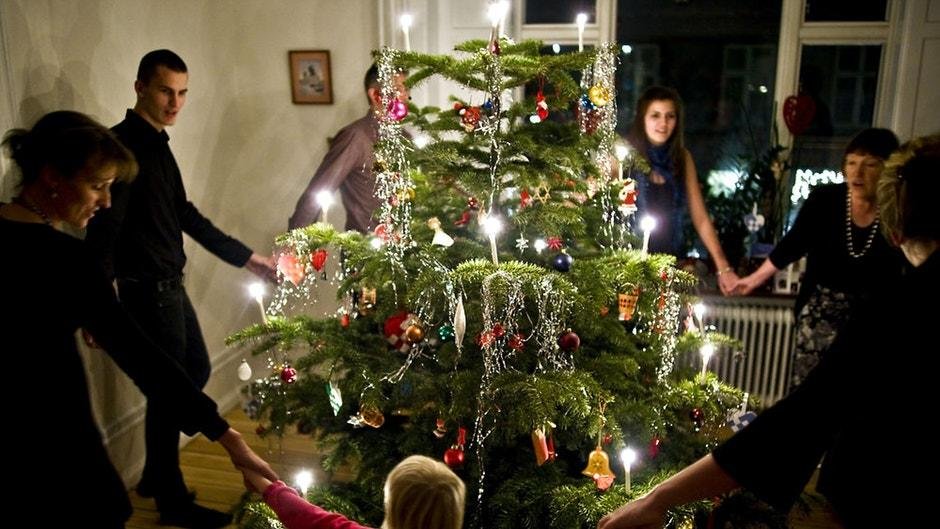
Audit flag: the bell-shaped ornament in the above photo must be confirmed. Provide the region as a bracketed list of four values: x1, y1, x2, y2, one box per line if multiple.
[581, 447, 616, 478]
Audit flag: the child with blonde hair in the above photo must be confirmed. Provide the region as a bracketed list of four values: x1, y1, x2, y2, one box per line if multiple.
[242, 455, 466, 529]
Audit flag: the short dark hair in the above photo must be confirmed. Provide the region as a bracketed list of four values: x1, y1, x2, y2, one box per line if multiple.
[137, 49, 187, 84]
[844, 127, 899, 160]
[364, 63, 409, 93]
[364, 63, 380, 93]
[2, 111, 137, 187]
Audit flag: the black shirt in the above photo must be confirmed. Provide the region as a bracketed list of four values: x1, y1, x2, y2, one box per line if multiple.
[769, 183, 905, 314]
[3, 218, 229, 525]
[86, 109, 251, 281]
[712, 250, 939, 527]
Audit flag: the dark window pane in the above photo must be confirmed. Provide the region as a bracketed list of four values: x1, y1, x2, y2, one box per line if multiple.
[525, 0, 595, 24]
[799, 45, 881, 136]
[838, 47, 859, 70]
[804, 0, 887, 22]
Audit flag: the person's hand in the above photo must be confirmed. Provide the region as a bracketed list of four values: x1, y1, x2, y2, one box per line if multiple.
[717, 269, 740, 296]
[245, 253, 278, 284]
[218, 428, 279, 483]
[597, 493, 667, 529]
[241, 465, 274, 494]
[733, 274, 762, 296]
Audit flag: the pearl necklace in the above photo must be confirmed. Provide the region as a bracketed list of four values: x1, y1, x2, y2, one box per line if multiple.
[845, 189, 879, 259]
[12, 196, 53, 226]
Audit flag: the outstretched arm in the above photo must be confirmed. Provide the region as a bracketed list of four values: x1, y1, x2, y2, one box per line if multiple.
[598, 454, 739, 529]
[245, 252, 278, 283]
[682, 149, 739, 295]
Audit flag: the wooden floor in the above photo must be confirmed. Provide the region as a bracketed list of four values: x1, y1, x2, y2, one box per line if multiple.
[127, 408, 842, 529]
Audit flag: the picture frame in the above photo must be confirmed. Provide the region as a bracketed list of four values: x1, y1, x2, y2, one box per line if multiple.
[288, 50, 333, 104]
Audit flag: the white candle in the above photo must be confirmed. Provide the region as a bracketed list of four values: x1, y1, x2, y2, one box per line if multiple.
[699, 342, 715, 377]
[576, 13, 588, 52]
[399, 14, 413, 52]
[693, 302, 706, 333]
[482, 215, 503, 265]
[294, 469, 313, 497]
[619, 447, 637, 493]
[640, 215, 656, 257]
[316, 190, 334, 225]
[487, 1, 509, 41]
[615, 143, 629, 181]
[248, 282, 266, 323]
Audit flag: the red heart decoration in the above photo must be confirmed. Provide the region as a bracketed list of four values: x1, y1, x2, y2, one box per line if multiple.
[311, 248, 328, 272]
[783, 94, 816, 136]
[277, 252, 305, 285]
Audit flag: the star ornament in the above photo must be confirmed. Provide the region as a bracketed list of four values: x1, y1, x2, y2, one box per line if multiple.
[515, 235, 530, 252]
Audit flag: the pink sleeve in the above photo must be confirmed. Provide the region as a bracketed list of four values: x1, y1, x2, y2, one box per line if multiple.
[262, 481, 374, 529]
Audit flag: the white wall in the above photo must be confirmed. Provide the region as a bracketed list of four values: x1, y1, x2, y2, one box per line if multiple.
[891, 0, 940, 139]
[0, 0, 377, 485]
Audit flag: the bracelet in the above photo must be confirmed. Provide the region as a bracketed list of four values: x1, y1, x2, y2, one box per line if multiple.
[716, 266, 733, 277]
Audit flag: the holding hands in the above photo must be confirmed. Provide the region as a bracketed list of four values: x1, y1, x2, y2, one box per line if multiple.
[218, 428, 279, 485]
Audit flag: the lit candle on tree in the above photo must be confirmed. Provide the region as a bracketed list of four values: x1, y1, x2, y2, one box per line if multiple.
[640, 215, 656, 257]
[293, 469, 314, 497]
[699, 341, 715, 378]
[487, 1, 509, 43]
[482, 214, 503, 265]
[316, 190, 334, 225]
[619, 447, 637, 493]
[399, 13, 413, 52]
[248, 282, 266, 324]
[576, 13, 588, 52]
[693, 302, 706, 333]
[615, 142, 630, 180]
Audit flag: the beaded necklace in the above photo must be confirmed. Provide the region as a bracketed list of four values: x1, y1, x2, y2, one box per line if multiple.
[845, 188, 879, 258]
[12, 196, 53, 226]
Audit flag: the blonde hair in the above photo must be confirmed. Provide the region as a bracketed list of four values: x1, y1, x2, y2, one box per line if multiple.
[878, 134, 940, 243]
[381, 455, 466, 529]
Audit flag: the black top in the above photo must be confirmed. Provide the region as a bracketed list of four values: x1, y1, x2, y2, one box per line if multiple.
[713, 250, 939, 528]
[3, 218, 229, 525]
[769, 183, 905, 313]
[86, 110, 252, 281]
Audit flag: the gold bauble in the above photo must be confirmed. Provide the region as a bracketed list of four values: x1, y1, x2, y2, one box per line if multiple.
[404, 323, 425, 344]
[588, 85, 612, 107]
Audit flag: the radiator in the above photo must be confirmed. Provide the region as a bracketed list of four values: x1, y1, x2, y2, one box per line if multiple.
[694, 296, 796, 406]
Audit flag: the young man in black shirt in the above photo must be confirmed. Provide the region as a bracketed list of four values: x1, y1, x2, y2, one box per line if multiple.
[86, 49, 276, 529]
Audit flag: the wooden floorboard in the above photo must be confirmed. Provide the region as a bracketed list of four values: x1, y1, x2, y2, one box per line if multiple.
[126, 408, 843, 529]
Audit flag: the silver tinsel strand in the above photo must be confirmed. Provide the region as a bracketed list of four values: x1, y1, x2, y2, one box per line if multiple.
[374, 47, 414, 265]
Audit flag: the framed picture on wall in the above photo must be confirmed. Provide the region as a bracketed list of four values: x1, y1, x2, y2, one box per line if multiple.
[289, 50, 333, 104]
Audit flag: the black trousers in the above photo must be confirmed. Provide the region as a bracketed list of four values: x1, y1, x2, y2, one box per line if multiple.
[118, 278, 211, 509]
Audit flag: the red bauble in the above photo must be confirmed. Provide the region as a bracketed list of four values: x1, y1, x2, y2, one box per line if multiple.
[311, 248, 328, 272]
[444, 446, 465, 468]
[648, 436, 662, 459]
[281, 365, 298, 384]
[602, 433, 612, 446]
[340, 314, 350, 328]
[508, 333, 525, 351]
[491, 323, 505, 338]
[444, 426, 467, 468]
[558, 329, 580, 351]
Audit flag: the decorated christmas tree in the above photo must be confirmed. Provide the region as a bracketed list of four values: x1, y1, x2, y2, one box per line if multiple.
[231, 32, 754, 529]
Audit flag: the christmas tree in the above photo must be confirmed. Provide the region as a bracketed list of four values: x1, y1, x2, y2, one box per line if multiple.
[231, 36, 751, 529]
